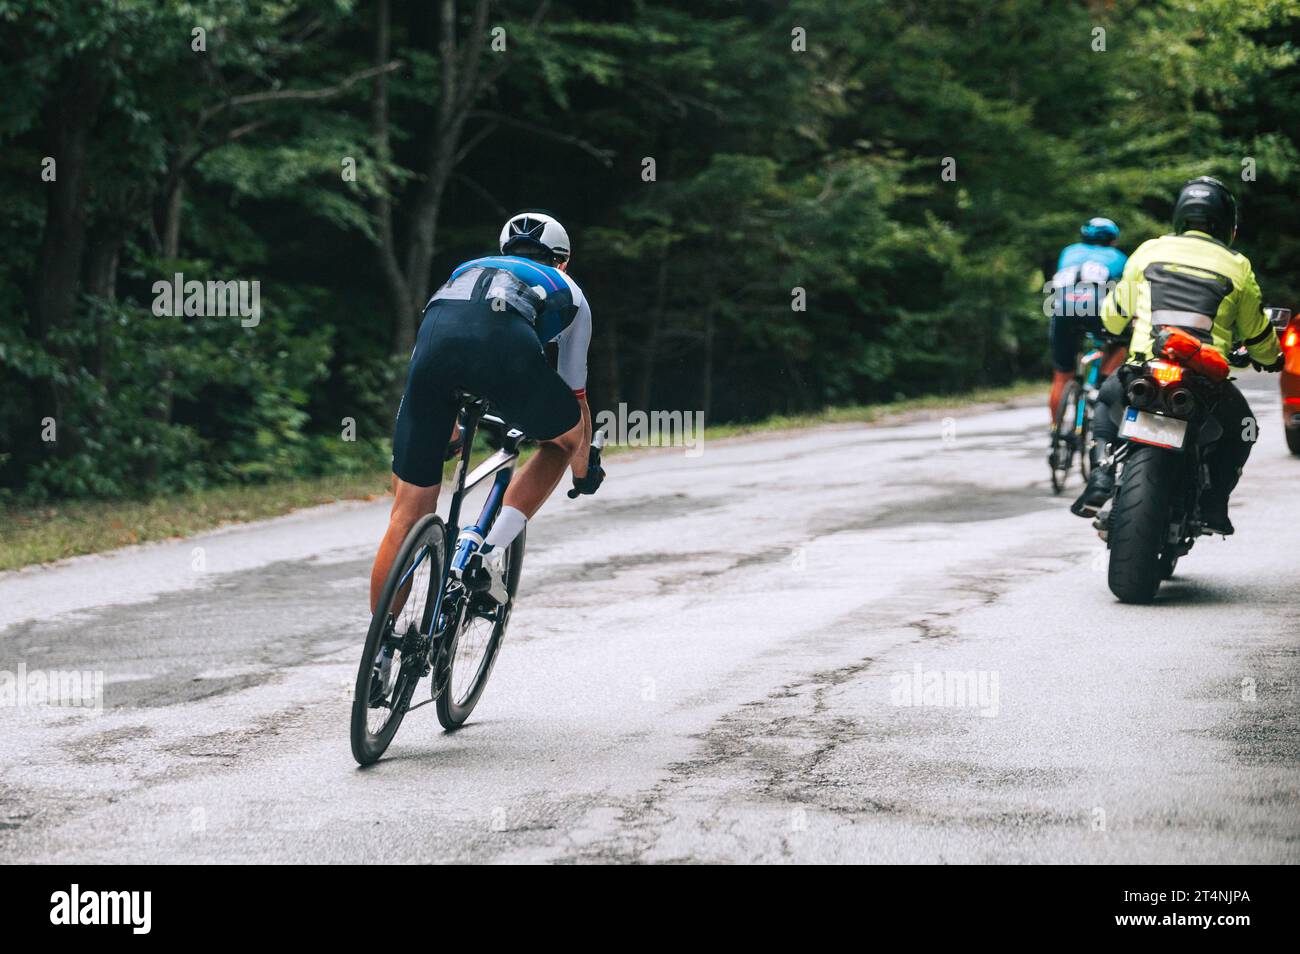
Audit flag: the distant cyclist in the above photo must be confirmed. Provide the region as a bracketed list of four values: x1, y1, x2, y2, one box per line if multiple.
[1047, 217, 1129, 425]
[369, 211, 604, 612]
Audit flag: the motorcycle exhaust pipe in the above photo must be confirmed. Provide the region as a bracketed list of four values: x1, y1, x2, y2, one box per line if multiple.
[1126, 377, 1157, 409]
[1165, 387, 1195, 418]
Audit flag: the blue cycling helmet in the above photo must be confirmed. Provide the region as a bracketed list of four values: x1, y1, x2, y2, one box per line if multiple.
[1080, 216, 1120, 244]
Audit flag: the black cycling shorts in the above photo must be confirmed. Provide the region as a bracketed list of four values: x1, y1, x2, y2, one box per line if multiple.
[1048, 312, 1104, 373]
[391, 300, 581, 487]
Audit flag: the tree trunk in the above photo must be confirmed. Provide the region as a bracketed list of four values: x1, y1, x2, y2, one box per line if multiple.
[84, 222, 124, 302]
[376, 0, 553, 356]
[390, 0, 496, 356]
[28, 54, 113, 452]
[83, 220, 125, 379]
[397, 165, 450, 354]
[371, 0, 414, 350]
[393, 0, 473, 355]
[31, 57, 109, 338]
[162, 177, 185, 259]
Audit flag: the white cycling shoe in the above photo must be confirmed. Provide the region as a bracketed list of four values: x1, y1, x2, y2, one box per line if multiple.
[456, 547, 509, 605]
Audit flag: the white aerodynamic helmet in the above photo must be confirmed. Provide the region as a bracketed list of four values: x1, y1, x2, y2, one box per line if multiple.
[499, 211, 571, 262]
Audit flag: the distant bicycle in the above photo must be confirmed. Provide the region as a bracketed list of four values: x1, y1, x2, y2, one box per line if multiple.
[1049, 332, 1109, 493]
[350, 396, 601, 766]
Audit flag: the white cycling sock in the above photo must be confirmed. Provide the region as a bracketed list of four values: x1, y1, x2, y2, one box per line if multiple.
[484, 505, 526, 549]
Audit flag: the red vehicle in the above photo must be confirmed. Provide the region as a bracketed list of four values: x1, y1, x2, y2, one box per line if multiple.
[1269, 307, 1300, 455]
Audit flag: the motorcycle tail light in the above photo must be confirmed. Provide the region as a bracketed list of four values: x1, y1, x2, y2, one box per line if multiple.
[1285, 328, 1298, 350]
[1188, 347, 1229, 381]
[1149, 361, 1184, 384]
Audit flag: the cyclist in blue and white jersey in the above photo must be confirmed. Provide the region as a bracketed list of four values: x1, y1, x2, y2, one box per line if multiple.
[1047, 216, 1128, 423]
[369, 211, 603, 610]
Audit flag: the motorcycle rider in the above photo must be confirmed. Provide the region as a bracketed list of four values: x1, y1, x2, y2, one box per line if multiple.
[1071, 177, 1283, 534]
[1048, 216, 1129, 424]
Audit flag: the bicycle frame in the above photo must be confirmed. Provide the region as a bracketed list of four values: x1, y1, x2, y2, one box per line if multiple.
[1073, 334, 1107, 433]
[425, 398, 524, 638]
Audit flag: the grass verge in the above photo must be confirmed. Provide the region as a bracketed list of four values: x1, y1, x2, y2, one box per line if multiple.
[682, 380, 1043, 443]
[1, 380, 1043, 571]
[0, 471, 395, 572]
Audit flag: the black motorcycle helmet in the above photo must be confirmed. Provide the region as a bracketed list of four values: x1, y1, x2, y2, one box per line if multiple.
[1172, 176, 1237, 246]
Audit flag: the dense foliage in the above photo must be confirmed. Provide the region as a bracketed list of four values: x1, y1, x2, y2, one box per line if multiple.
[2, 0, 1298, 500]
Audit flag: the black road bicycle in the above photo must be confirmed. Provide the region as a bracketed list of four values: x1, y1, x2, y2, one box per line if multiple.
[350, 397, 529, 765]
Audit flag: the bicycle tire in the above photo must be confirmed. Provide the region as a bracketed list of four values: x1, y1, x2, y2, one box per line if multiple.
[351, 514, 446, 765]
[436, 528, 526, 730]
[1050, 381, 1081, 494]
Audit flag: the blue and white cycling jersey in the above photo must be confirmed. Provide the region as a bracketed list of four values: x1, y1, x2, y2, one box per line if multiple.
[1051, 242, 1128, 319]
[428, 255, 592, 394]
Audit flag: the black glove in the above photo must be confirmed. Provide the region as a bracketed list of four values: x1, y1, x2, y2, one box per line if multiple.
[1250, 354, 1285, 373]
[568, 464, 605, 498]
[567, 446, 605, 498]
[1228, 346, 1252, 369]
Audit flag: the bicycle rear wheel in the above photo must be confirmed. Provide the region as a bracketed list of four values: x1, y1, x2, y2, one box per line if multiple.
[435, 528, 526, 730]
[1050, 381, 1081, 494]
[351, 514, 446, 765]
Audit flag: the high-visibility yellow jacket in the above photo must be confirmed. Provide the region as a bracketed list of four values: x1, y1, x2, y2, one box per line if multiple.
[1101, 230, 1281, 364]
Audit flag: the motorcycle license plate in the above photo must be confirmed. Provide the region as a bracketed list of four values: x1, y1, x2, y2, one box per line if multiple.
[1120, 407, 1188, 451]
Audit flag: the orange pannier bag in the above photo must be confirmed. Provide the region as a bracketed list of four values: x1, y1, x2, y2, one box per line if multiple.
[1156, 326, 1229, 382]
[1189, 347, 1230, 381]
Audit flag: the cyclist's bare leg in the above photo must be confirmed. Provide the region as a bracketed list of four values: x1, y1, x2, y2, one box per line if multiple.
[370, 478, 440, 613]
[1049, 370, 1074, 425]
[502, 416, 585, 519]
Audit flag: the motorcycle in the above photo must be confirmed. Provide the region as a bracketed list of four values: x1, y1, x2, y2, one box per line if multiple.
[1097, 327, 1237, 604]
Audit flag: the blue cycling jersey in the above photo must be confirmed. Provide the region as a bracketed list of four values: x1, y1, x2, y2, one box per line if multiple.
[428, 254, 593, 393]
[1052, 243, 1128, 319]
[449, 256, 579, 343]
[1056, 242, 1127, 279]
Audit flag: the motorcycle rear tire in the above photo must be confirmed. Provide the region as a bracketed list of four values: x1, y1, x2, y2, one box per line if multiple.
[1107, 444, 1173, 604]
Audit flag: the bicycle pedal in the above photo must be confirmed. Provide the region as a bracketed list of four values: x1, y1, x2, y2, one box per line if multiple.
[459, 552, 508, 604]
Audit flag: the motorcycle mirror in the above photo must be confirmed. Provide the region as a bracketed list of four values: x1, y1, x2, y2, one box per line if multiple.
[1265, 306, 1292, 329]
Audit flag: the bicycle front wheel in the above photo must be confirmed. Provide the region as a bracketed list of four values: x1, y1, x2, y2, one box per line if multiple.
[435, 528, 526, 730]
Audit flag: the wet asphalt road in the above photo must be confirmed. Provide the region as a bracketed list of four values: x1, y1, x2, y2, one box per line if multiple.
[2, 375, 1297, 864]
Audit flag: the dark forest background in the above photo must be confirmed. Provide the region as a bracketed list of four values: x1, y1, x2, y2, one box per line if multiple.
[2, 0, 1298, 501]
